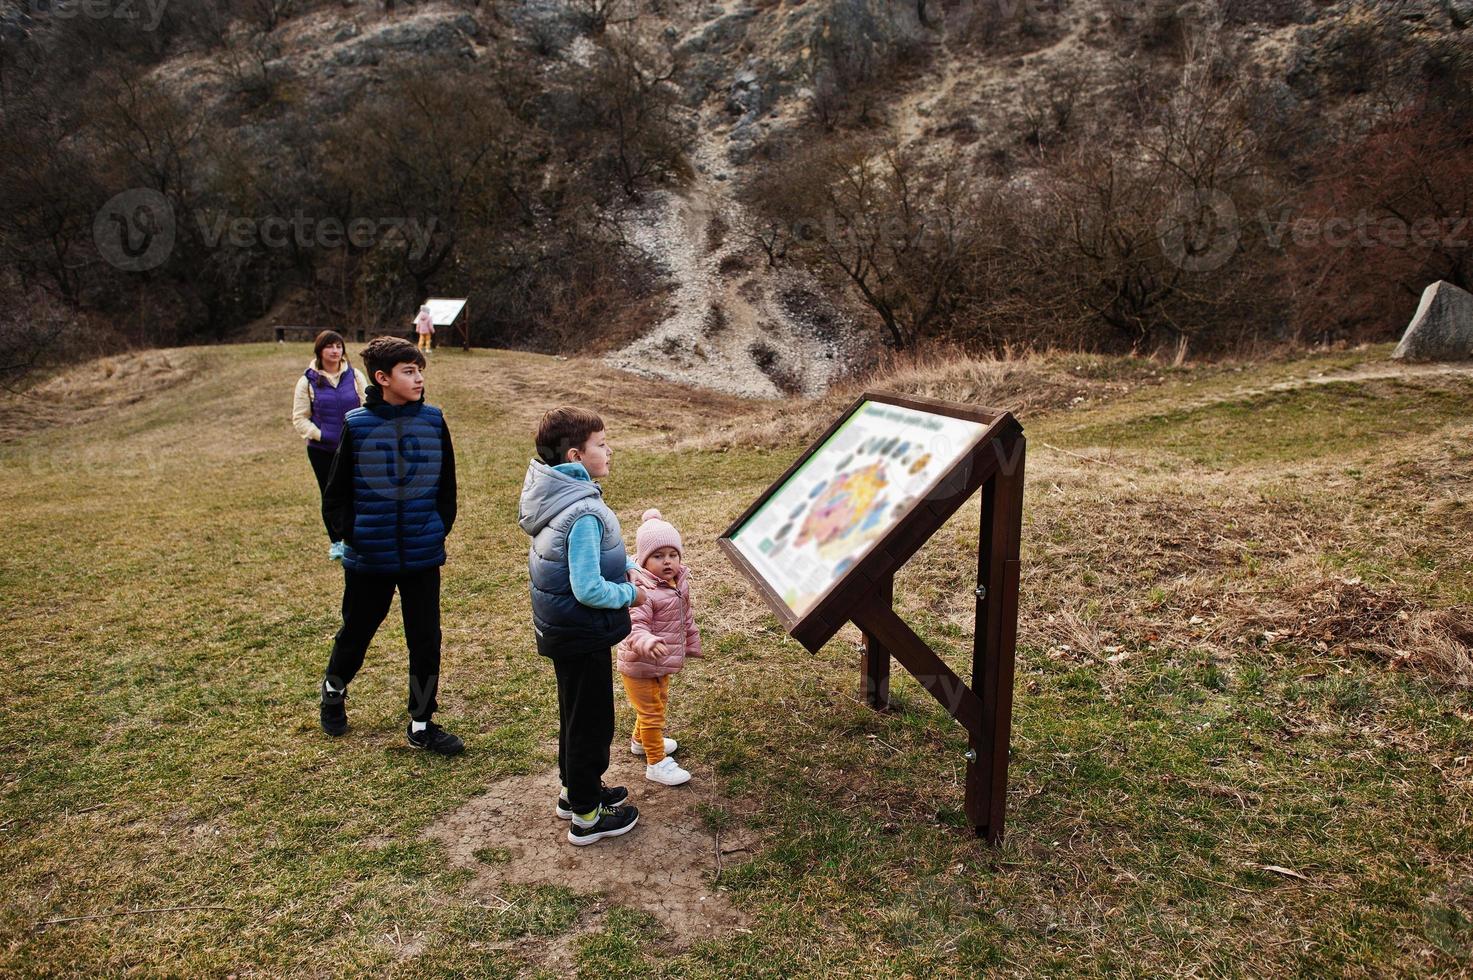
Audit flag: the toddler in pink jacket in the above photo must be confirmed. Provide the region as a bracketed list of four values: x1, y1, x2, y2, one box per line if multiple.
[619, 509, 702, 786]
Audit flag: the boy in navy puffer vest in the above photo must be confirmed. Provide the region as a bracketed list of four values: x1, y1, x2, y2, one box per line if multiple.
[318, 336, 462, 756]
[518, 407, 648, 845]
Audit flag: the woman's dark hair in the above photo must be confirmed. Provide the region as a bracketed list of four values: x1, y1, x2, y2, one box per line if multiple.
[313, 330, 347, 362]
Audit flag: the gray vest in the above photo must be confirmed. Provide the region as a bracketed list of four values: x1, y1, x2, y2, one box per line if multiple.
[519, 460, 631, 655]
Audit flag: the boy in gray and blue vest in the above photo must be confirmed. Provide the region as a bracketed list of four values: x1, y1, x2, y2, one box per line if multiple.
[519, 407, 647, 845]
[318, 336, 463, 756]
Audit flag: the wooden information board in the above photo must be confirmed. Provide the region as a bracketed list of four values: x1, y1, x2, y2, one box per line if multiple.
[720, 391, 1025, 843]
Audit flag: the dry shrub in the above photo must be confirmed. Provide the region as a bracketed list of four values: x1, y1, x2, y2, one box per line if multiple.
[716, 253, 751, 278]
[1227, 577, 1473, 688]
[31, 350, 194, 404]
[1219, 0, 1306, 27]
[746, 340, 803, 396]
[849, 346, 1160, 416]
[671, 348, 1160, 452]
[1399, 609, 1473, 687]
[0, 290, 129, 393]
[500, 243, 673, 354]
[1288, 106, 1473, 345]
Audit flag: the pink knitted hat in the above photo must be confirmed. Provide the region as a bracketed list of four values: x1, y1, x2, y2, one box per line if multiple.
[635, 508, 684, 567]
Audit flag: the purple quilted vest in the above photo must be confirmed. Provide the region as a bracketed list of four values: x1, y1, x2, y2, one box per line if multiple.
[305, 365, 360, 453]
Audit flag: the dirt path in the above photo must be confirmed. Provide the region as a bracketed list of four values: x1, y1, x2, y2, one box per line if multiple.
[1262, 361, 1473, 389]
[1171, 360, 1473, 415]
[425, 750, 761, 965]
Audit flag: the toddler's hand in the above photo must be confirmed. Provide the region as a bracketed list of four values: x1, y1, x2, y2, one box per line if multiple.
[650, 640, 669, 657]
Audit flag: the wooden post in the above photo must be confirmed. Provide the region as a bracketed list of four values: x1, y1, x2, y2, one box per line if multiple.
[860, 574, 894, 710]
[967, 435, 1026, 844]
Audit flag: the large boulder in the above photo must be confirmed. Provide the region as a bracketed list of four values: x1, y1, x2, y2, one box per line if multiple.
[1391, 280, 1473, 361]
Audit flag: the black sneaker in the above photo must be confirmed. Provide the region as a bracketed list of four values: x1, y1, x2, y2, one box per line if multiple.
[555, 784, 629, 820]
[567, 803, 639, 846]
[320, 682, 347, 737]
[407, 721, 464, 756]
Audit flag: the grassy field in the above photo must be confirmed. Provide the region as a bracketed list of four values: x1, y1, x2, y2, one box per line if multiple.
[1, 342, 1470, 977]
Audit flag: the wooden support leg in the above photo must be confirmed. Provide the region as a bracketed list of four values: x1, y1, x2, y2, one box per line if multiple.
[860, 574, 894, 711]
[852, 601, 985, 739]
[967, 436, 1026, 845]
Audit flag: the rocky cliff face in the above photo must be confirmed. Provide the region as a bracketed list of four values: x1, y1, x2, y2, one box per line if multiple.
[5, 0, 1466, 388]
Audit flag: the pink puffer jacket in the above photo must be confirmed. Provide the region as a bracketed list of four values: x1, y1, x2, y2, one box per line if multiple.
[616, 565, 702, 679]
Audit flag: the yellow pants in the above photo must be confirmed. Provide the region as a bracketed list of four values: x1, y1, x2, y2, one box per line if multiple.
[621, 674, 671, 764]
[417, 332, 432, 351]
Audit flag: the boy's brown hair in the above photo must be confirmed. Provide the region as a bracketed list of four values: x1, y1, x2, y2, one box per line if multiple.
[361, 335, 425, 385]
[536, 407, 605, 466]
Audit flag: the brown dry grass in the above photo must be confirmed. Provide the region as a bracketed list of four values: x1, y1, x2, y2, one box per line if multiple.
[448, 348, 758, 451]
[649, 341, 1473, 688]
[889, 439, 1473, 692]
[0, 350, 196, 443]
[667, 346, 1178, 452]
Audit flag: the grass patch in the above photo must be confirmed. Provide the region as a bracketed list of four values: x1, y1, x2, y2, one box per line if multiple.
[1069, 376, 1473, 467]
[0, 342, 1468, 975]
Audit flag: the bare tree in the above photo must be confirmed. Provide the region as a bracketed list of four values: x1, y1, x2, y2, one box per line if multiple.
[0, 113, 99, 302]
[573, 32, 684, 201]
[247, 0, 297, 32]
[1043, 59, 1275, 360]
[570, 0, 637, 34]
[791, 144, 978, 349]
[335, 64, 531, 309]
[1287, 106, 1473, 344]
[207, 28, 285, 105]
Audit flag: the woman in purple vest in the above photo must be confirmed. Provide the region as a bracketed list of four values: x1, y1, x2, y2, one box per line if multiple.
[291, 330, 366, 559]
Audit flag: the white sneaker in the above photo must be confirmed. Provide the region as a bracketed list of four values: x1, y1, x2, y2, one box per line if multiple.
[645, 757, 691, 786]
[630, 736, 678, 756]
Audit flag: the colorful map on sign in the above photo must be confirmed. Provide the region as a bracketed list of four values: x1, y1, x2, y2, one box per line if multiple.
[730, 401, 986, 617]
[794, 461, 888, 559]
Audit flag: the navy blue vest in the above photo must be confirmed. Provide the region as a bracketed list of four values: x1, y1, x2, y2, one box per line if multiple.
[340, 400, 446, 573]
